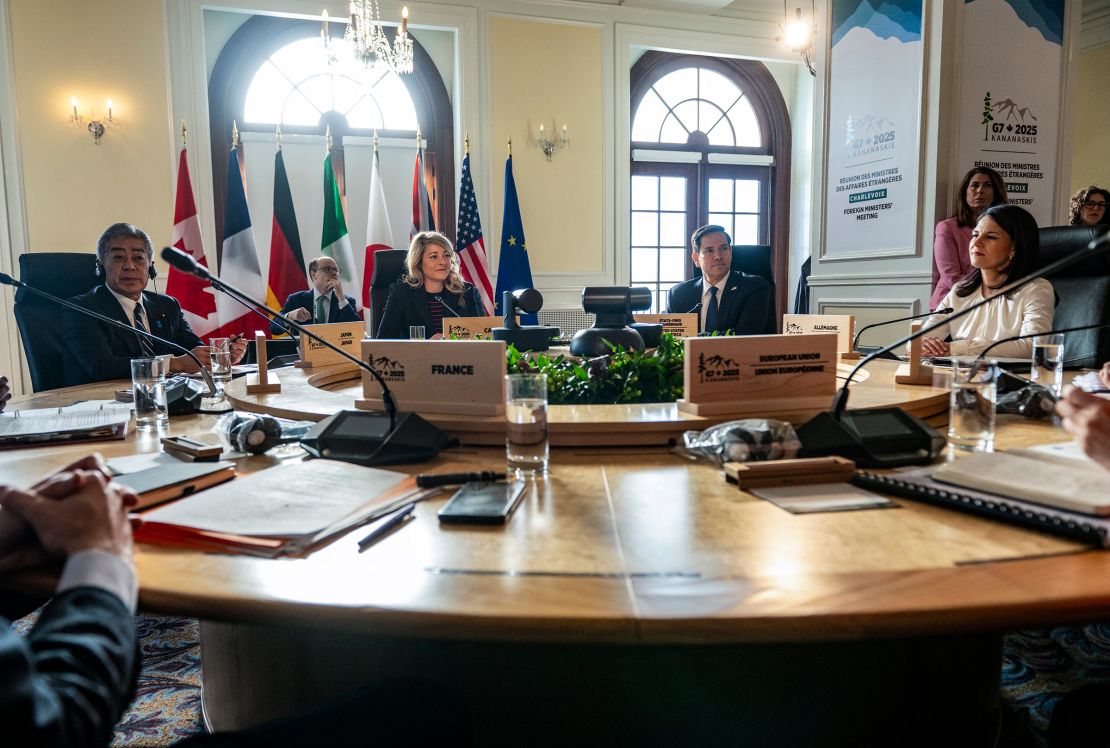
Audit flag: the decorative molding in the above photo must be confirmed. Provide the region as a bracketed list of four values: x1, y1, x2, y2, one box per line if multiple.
[1082, 0, 1110, 50]
[807, 271, 932, 286]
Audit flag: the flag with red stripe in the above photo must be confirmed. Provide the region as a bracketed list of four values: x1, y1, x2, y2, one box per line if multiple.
[212, 144, 265, 339]
[266, 148, 307, 330]
[409, 145, 435, 239]
[167, 147, 217, 338]
[363, 144, 394, 314]
[455, 150, 494, 314]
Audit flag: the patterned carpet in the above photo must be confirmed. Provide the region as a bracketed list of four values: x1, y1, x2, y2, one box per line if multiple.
[12, 610, 205, 747]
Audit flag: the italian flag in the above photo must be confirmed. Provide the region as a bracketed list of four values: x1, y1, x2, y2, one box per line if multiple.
[321, 153, 358, 309]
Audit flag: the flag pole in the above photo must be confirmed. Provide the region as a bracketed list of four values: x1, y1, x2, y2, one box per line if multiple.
[275, 124, 282, 151]
[507, 136, 511, 157]
[180, 120, 187, 148]
[232, 120, 239, 149]
[325, 123, 332, 152]
[464, 131, 470, 156]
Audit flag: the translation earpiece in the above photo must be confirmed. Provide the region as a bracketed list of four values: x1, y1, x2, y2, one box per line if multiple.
[149, 264, 158, 279]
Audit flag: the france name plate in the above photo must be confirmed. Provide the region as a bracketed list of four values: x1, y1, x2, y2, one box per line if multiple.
[297, 322, 365, 368]
[355, 339, 507, 416]
[676, 333, 838, 416]
[782, 314, 855, 354]
[442, 316, 503, 340]
[633, 313, 698, 338]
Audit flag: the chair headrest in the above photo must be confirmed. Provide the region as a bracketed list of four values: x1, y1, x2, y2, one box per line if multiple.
[691, 245, 774, 285]
[1037, 225, 1110, 277]
[15, 253, 99, 304]
[370, 250, 409, 288]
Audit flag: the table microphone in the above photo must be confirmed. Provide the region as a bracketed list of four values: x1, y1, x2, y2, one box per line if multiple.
[852, 308, 952, 350]
[797, 231, 1110, 466]
[973, 321, 1110, 366]
[0, 271, 227, 413]
[433, 295, 462, 317]
[161, 247, 452, 466]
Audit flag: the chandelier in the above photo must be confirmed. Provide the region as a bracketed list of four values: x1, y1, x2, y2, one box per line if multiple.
[321, 2, 413, 75]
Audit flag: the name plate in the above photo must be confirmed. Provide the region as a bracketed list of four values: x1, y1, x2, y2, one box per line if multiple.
[442, 316, 503, 340]
[355, 339, 507, 416]
[297, 321, 366, 368]
[782, 314, 855, 353]
[677, 333, 838, 416]
[633, 313, 698, 338]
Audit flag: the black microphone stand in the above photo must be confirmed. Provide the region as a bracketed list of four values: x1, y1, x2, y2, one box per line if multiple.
[852, 308, 952, 350]
[0, 272, 229, 413]
[973, 322, 1110, 365]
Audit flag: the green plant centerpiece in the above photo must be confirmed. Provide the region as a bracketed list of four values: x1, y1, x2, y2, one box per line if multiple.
[506, 332, 685, 404]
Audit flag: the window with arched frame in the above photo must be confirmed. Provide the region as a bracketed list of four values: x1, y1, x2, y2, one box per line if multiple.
[630, 52, 791, 320]
[208, 15, 454, 253]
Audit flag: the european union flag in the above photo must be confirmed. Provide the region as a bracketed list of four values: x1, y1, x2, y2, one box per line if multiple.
[494, 154, 538, 325]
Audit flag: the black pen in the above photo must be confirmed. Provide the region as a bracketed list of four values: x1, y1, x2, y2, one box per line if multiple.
[357, 503, 416, 552]
[415, 471, 507, 488]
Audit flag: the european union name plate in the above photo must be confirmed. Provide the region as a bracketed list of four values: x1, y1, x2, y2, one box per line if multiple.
[443, 316, 503, 340]
[633, 313, 698, 338]
[297, 322, 366, 368]
[677, 333, 838, 416]
[782, 314, 855, 354]
[355, 339, 507, 416]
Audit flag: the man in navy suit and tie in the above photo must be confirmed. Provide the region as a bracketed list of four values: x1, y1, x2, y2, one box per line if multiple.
[270, 256, 361, 336]
[666, 224, 771, 335]
[62, 223, 247, 386]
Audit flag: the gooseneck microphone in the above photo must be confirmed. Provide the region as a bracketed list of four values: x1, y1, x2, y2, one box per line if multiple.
[433, 295, 462, 317]
[852, 307, 952, 349]
[0, 271, 224, 410]
[972, 321, 1110, 365]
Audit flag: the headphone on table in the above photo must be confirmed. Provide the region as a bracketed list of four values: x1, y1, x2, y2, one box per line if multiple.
[219, 413, 285, 454]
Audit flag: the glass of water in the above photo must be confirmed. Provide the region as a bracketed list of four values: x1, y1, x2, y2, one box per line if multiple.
[131, 356, 169, 431]
[1030, 333, 1065, 397]
[505, 373, 549, 478]
[948, 361, 999, 452]
[209, 337, 232, 394]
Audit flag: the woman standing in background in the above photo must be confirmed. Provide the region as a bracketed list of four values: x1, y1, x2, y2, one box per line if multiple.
[931, 166, 1008, 310]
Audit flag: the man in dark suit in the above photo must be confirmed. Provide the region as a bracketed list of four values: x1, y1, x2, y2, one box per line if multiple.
[270, 256, 361, 336]
[62, 223, 247, 386]
[666, 224, 771, 335]
[0, 454, 140, 747]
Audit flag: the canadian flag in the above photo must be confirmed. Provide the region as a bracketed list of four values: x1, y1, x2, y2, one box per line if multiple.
[167, 148, 217, 338]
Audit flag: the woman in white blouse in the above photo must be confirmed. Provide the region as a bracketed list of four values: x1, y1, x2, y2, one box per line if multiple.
[921, 204, 1054, 358]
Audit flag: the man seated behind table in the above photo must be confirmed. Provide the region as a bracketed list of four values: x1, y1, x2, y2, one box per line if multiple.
[666, 224, 771, 335]
[376, 231, 484, 340]
[919, 204, 1054, 358]
[269, 256, 360, 336]
[62, 223, 247, 387]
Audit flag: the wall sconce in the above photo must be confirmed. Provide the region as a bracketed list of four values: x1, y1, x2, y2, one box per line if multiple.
[536, 123, 569, 162]
[69, 97, 117, 145]
[778, 2, 817, 77]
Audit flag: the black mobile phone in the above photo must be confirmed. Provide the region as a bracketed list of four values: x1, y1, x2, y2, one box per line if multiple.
[437, 480, 527, 525]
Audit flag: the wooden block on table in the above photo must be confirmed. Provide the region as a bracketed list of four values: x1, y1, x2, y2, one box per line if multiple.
[724, 456, 855, 488]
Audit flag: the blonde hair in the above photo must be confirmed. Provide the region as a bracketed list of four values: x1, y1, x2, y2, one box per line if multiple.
[403, 231, 466, 297]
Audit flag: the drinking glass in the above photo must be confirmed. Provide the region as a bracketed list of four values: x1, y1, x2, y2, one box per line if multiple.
[409, 326, 426, 340]
[1030, 333, 1065, 397]
[131, 356, 169, 431]
[948, 361, 999, 452]
[209, 337, 233, 394]
[505, 373, 549, 477]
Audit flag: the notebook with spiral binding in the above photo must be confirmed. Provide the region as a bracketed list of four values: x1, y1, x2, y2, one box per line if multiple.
[853, 467, 1110, 548]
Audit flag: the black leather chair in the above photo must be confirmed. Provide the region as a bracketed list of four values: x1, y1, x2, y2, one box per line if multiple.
[368, 249, 408, 337]
[13, 253, 99, 391]
[692, 244, 777, 334]
[1036, 225, 1110, 369]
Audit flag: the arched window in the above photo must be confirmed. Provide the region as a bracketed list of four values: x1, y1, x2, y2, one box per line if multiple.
[630, 52, 791, 320]
[208, 15, 454, 251]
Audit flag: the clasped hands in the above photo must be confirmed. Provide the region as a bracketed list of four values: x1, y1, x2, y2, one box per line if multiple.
[0, 454, 139, 574]
[171, 337, 249, 374]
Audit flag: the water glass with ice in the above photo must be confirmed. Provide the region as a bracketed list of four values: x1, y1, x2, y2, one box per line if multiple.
[131, 356, 169, 431]
[1030, 333, 1065, 397]
[948, 361, 999, 452]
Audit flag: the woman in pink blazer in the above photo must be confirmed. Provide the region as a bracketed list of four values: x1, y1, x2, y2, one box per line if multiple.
[931, 167, 1008, 310]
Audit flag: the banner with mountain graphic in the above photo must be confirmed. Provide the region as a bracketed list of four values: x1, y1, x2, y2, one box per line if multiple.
[825, 0, 924, 256]
[956, 0, 1064, 226]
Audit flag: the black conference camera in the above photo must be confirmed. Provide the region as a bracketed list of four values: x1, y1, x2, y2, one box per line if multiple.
[491, 289, 561, 351]
[570, 286, 659, 357]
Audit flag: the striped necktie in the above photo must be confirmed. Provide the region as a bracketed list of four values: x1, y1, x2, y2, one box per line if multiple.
[133, 304, 156, 356]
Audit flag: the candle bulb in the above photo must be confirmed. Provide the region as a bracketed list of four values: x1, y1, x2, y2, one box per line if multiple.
[401, 6, 408, 34]
[562, 124, 567, 141]
[539, 124, 545, 138]
[322, 10, 329, 40]
[106, 99, 113, 122]
[70, 97, 78, 120]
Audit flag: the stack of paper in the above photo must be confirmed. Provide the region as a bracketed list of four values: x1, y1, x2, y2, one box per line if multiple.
[0, 401, 132, 448]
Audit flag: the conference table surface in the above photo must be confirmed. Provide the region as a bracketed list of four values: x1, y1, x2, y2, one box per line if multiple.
[1, 361, 1106, 646]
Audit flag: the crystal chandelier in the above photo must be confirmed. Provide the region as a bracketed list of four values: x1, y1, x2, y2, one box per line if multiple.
[323, 1, 413, 75]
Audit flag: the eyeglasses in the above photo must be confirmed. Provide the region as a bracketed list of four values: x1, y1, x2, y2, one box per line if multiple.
[1083, 201, 1107, 211]
[315, 266, 340, 276]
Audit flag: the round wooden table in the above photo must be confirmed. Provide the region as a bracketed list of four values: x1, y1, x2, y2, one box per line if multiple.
[1, 363, 1100, 745]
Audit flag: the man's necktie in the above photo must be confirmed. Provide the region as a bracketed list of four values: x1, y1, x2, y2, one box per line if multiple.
[133, 304, 156, 356]
[315, 295, 327, 324]
[704, 286, 719, 333]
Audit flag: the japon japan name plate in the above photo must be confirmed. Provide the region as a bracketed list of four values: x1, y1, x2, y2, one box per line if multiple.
[676, 333, 838, 416]
[297, 322, 366, 368]
[355, 339, 507, 416]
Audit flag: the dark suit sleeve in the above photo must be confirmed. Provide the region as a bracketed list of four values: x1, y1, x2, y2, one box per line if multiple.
[460, 285, 484, 318]
[337, 296, 361, 324]
[62, 303, 133, 383]
[729, 276, 771, 336]
[666, 282, 692, 315]
[375, 283, 408, 339]
[1, 587, 137, 748]
[270, 292, 304, 336]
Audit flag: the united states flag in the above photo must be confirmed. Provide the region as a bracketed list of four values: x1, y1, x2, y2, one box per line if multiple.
[456, 152, 494, 314]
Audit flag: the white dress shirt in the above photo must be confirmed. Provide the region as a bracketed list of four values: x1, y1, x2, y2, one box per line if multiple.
[105, 286, 147, 328]
[57, 549, 138, 613]
[699, 275, 730, 331]
[923, 277, 1055, 357]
